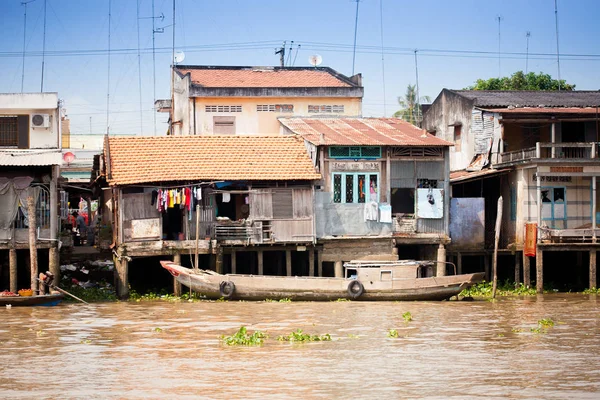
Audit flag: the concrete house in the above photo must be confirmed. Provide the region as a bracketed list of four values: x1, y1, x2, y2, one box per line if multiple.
[279, 117, 453, 277]
[100, 135, 321, 298]
[0, 93, 62, 292]
[423, 89, 600, 291]
[157, 65, 363, 136]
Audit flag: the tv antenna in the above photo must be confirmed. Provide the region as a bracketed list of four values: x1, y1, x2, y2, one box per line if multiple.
[21, 0, 37, 93]
[174, 51, 185, 64]
[309, 54, 323, 68]
[525, 31, 531, 74]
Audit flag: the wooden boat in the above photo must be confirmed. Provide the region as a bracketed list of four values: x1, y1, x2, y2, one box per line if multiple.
[0, 293, 64, 307]
[160, 259, 484, 301]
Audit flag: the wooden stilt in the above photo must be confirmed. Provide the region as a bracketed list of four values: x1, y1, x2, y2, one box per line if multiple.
[115, 256, 129, 299]
[457, 252, 463, 275]
[27, 196, 38, 294]
[590, 249, 597, 290]
[514, 252, 521, 287]
[334, 260, 343, 278]
[286, 250, 292, 277]
[257, 250, 264, 275]
[484, 254, 490, 282]
[492, 196, 503, 299]
[231, 249, 237, 274]
[9, 248, 17, 293]
[49, 246, 60, 283]
[523, 252, 531, 287]
[436, 244, 446, 277]
[317, 250, 323, 277]
[536, 248, 543, 294]
[215, 247, 223, 274]
[173, 253, 182, 296]
[309, 248, 315, 277]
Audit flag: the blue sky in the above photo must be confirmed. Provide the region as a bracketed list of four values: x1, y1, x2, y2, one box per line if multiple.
[1, 0, 599, 136]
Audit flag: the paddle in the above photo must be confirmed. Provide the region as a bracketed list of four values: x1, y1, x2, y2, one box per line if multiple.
[37, 278, 89, 304]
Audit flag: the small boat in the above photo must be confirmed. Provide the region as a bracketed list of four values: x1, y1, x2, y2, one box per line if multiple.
[0, 293, 64, 307]
[160, 259, 484, 301]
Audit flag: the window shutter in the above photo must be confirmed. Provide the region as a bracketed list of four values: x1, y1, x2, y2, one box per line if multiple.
[272, 189, 293, 219]
[17, 115, 29, 149]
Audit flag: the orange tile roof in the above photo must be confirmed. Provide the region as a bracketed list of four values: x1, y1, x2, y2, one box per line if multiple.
[105, 135, 321, 186]
[176, 66, 354, 88]
[279, 117, 453, 146]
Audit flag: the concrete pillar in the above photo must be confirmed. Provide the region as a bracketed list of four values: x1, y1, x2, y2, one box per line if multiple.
[49, 246, 60, 283]
[215, 248, 223, 274]
[334, 260, 343, 278]
[286, 250, 292, 276]
[309, 248, 315, 277]
[50, 165, 59, 241]
[115, 257, 129, 299]
[484, 254, 490, 281]
[436, 244, 446, 277]
[231, 250, 237, 274]
[456, 252, 463, 275]
[257, 250, 264, 275]
[317, 250, 323, 277]
[173, 254, 182, 296]
[514, 252, 521, 286]
[9, 249, 17, 293]
[536, 248, 543, 294]
[523, 252, 531, 287]
[590, 249, 597, 290]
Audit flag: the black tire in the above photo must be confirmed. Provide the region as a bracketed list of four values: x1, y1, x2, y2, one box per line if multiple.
[347, 280, 364, 299]
[219, 281, 235, 299]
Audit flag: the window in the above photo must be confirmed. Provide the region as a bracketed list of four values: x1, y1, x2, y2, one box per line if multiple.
[329, 146, 381, 159]
[308, 105, 344, 113]
[332, 172, 379, 203]
[417, 179, 438, 188]
[256, 104, 293, 112]
[213, 116, 235, 135]
[541, 187, 566, 228]
[453, 124, 462, 152]
[0, 116, 18, 146]
[205, 105, 242, 113]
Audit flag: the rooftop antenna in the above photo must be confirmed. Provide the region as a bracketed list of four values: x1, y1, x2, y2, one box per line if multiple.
[554, 0, 561, 90]
[21, 0, 36, 93]
[525, 31, 531, 74]
[170, 0, 176, 135]
[106, 0, 111, 135]
[292, 44, 301, 66]
[496, 15, 503, 78]
[414, 50, 421, 127]
[136, 0, 143, 136]
[40, 0, 47, 92]
[174, 50, 185, 65]
[309, 54, 323, 68]
[139, 4, 165, 135]
[379, 0, 386, 117]
[351, 0, 361, 76]
[286, 41, 294, 66]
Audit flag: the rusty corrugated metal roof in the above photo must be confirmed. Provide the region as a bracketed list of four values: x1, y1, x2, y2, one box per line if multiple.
[0, 149, 62, 166]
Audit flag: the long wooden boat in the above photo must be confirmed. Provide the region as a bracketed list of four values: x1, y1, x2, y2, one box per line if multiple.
[0, 293, 64, 307]
[160, 260, 484, 301]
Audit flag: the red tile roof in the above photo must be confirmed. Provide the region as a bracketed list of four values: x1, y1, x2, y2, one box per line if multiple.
[176, 67, 354, 88]
[279, 118, 453, 146]
[105, 136, 321, 186]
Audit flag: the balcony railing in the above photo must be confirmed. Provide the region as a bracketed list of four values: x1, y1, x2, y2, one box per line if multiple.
[497, 142, 600, 165]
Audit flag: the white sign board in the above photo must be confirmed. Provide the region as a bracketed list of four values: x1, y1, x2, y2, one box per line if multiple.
[131, 218, 161, 240]
[416, 188, 444, 219]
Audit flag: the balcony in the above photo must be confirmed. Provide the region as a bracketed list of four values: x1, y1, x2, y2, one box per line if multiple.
[497, 142, 600, 166]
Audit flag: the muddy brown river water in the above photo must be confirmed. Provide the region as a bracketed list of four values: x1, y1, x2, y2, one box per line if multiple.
[1, 295, 599, 399]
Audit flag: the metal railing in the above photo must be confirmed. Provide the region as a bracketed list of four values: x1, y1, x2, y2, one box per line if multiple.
[14, 186, 51, 229]
[497, 142, 600, 165]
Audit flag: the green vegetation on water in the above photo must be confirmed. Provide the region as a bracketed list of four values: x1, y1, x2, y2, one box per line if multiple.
[387, 329, 399, 338]
[402, 311, 413, 323]
[221, 326, 267, 346]
[60, 285, 117, 302]
[583, 287, 600, 294]
[460, 281, 537, 298]
[277, 329, 332, 342]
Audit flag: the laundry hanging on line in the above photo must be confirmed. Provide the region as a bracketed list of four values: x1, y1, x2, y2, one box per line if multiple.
[151, 187, 203, 213]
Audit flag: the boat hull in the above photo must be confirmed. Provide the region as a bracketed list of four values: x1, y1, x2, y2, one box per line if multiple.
[0, 293, 64, 307]
[161, 261, 484, 301]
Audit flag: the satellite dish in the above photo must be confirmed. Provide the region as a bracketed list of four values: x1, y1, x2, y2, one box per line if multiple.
[174, 51, 185, 64]
[308, 54, 322, 67]
[63, 151, 76, 165]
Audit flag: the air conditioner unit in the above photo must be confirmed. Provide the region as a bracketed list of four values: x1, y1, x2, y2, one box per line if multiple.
[31, 113, 50, 128]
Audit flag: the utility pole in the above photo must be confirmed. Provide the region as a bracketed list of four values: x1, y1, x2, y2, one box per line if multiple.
[40, 0, 47, 92]
[89, 117, 92, 135]
[275, 41, 286, 68]
[554, 0, 561, 90]
[351, 0, 361, 76]
[136, 0, 143, 136]
[380, 0, 386, 117]
[139, 5, 164, 136]
[414, 50, 421, 127]
[170, 0, 176, 135]
[497, 15, 503, 78]
[21, 0, 36, 93]
[525, 31, 531, 74]
[106, 0, 111, 135]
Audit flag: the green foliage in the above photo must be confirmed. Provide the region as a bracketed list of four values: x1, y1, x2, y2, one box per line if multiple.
[61, 285, 117, 302]
[387, 329, 399, 338]
[393, 84, 431, 126]
[583, 287, 600, 294]
[460, 280, 537, 298]
[334, 298, 351, 302]
[221, 326, 267, 346]
[278, 298, 292, 303]
[153, 327, 163, 333]
[402, 311, 413, 323]
[129, 289, 204, 302]
[466, 71, 575, 91]
[276, 329, 332, 343]
[538, 318, 555, 328]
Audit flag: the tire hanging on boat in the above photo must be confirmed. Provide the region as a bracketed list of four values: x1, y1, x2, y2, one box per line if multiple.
[219, 281, 235, 299]
[347, 280, 364, 299]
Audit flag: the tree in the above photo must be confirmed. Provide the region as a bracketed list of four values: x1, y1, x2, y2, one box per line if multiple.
[466, 71, 575, 91]
[393, 84, 431, 126]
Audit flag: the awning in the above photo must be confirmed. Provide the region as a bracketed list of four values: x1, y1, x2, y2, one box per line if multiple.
[450, 168, 511, 184]
[0, 150, 62, 166]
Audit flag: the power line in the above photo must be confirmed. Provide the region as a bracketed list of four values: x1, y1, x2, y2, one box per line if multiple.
[40, 0, 47, 92]
[351, 0, 361, 76]
[379, 0, 386, 117]
[21, 0, 36, 93]
[555, 0, 561, 90]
